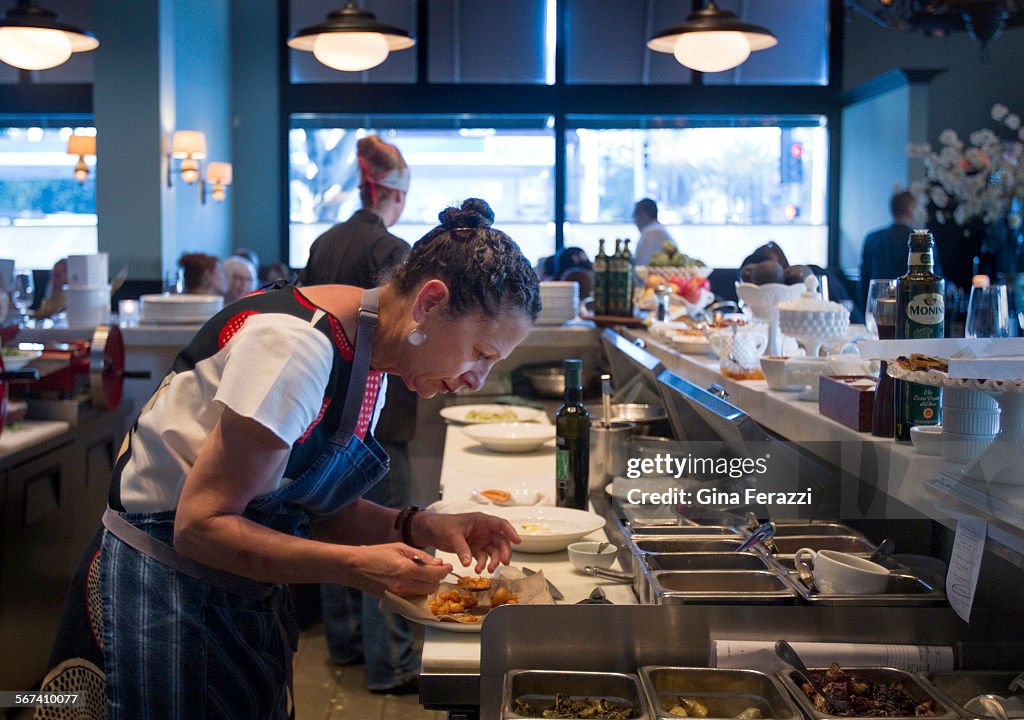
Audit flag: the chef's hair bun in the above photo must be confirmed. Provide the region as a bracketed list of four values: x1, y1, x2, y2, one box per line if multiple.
[438, 198, 494, 230]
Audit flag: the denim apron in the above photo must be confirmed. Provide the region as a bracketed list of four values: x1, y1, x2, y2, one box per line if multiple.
[98, 288, 390, 720]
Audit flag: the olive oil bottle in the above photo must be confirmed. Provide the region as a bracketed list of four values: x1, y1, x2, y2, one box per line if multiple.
[593, 238, 609, 316]
[894, 229, 945, 441]
[620, 238, 634, 316]
[607, 239, 624, 315]
[555, 359, 590, 510]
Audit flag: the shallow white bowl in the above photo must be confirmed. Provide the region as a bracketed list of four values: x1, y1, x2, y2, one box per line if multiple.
[0, 348, 42, 371]
[478, 506, 606, 553]
[910, 425, 944, 456]
[941, 407, 1001, 436]
[463, 422, 555, 453]
[567, 541, 618, 572]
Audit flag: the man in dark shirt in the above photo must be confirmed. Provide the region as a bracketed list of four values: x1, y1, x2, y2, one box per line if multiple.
[860, 190, 941, 307]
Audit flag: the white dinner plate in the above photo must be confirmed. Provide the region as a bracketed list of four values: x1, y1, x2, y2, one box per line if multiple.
[475, 505, 605, 553]
[409, 616, 483, 633]
[439, 404, 545, 424]
[463, 423, 555, 453]
[1, 349, 42, 371]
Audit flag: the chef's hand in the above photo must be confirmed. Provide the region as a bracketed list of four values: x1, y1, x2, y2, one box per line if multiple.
[348, 543, 451, 598]
[416, 511, 522, 574]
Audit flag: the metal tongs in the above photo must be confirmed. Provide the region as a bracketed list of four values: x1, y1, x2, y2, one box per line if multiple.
[736, 512, 776, 554]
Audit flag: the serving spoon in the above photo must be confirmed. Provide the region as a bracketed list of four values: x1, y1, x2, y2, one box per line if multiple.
[979, 695, 1011, 720]
[775, 640, 850, 714]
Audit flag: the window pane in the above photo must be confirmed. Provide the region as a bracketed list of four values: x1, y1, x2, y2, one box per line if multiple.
[288, 117, 555, 269]
[0, 126, 98, 270]
[564, 117, 829, 269]
[289, 0, 417, 84]
[428, 0, 551, 84]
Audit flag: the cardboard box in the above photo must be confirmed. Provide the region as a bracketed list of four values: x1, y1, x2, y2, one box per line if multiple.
[818, 375, 877, 432]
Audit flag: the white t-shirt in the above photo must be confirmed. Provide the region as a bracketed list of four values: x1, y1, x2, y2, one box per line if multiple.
[118, 311, 384, 513]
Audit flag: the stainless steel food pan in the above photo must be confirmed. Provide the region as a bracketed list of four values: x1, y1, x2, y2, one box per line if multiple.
[639, 666, 802, 720]
[651, 570, 796, 605]
[645, 551, 771, 572]
[777, 666, 958, 720]
[920, 671, 1021, 720]
[503, 669, 651, 719]
[629, 525, 743, 537]
[771, 535, 877, 556]
[771, 522, 866, 538]
[633, 537, 746, 554]
[782, 571, 947, 606]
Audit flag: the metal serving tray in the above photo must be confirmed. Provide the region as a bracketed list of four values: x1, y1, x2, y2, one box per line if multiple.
[780, 570, 947, 606]
[920, 671, 1021, 720]
[502, 669, 652, 719]
[770, 535, 877, 557]
[777, 666, 958, 720]
[651, 570, 796, 605]
[639, 666, 802, 720]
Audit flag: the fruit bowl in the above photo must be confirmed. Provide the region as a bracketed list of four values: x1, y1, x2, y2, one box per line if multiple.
[735, 282, 805, 356]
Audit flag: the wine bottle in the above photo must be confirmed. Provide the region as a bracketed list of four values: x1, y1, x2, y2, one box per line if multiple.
[593, 238, 609, 316]
[894, 229, 945, 441]
[555, 359, 590, 510]
[608, 239, 624, 315]
[621, 238, 634, 317]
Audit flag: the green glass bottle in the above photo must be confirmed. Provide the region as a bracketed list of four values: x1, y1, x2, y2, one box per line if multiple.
[593, 238, 609, 316]
[894, 229, 945, 441]
[621, 238, 635, 317]
[555, 359, 590, 510]
[608, 239, 624, 315]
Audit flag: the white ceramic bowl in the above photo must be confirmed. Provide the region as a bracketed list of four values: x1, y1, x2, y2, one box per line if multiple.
[0, 348, 42, 371]
[567, 541, 618, 572]
[942, 387, 999, 411]
[735, 282, 804, 321]
[477, 506, 606, 553]
[760, 356, 804, 391]
[942, 430, 997, 464]
[910, 425, 944, 456]
[941, 407, 1001, 436]
[463, 422, 555, 453]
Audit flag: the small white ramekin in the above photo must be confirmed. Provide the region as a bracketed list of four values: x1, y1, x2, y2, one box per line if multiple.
[942, 387, 999, 411]
[940, 407, 1001, 436]
[941, 430, 996, 464]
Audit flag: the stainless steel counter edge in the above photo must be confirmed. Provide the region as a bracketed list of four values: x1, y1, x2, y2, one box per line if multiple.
[627, 328, 1024, 569]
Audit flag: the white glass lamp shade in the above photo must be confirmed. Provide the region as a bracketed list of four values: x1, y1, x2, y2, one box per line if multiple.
[673, 31, 751, 72]
[0, 25, 70, 69]
[312, 31, 389, 71]
[171, 130, 207, 160]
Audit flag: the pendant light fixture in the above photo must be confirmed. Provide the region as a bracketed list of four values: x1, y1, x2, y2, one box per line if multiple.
[0, 0, 98, 71]
[287, 1, 415, 72]
[648, 1, 777, 73]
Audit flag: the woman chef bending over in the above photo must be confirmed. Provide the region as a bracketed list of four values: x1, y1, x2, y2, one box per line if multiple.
[44, 198, 541, 719]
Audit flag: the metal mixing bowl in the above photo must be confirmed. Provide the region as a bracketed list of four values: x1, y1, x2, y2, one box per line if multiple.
[524, 366, 566, 398]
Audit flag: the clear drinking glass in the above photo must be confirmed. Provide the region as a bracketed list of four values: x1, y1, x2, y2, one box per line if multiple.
[12, 269, 34, 321]
[864, 279, 894, 338]
[965, 284, 1010, 338]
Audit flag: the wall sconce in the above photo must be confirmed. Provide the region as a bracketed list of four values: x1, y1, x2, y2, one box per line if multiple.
[647, 0, 777, 73]
[287, 1, 415, 72]
[0, 0, 99, 70]
[67, 132, 95, 183]
[202, 161, 232, 204]
[168, 130, 206, 187]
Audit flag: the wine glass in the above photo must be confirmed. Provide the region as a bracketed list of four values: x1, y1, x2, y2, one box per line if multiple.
[864, 279, 894, 339]
[965, 284, 1010, 338]
[12, 269, 34, 322]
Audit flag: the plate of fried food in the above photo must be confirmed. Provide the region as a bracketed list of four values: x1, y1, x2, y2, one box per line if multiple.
[381, 569, 555, 632]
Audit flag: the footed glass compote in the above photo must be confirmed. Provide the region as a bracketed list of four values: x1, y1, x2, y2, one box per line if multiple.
[777, 276, 851, 358]
[735, 281, 805, 357]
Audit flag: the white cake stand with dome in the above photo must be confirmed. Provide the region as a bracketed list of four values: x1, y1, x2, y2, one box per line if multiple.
[777, 276, 851, 358]
[888, 365, 1024, 486]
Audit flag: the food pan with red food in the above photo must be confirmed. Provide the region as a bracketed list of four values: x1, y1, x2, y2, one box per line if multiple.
[777, 664, 956, 719]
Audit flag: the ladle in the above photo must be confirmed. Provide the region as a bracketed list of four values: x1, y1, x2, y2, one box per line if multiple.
[979, 695, 1011, 720]
[774, 640, 850, 714]
[868, 538, 895, 564]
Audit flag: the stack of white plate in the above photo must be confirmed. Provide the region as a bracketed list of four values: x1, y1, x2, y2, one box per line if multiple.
[537, 281, 579, 326]
[139, 294, 224, 325]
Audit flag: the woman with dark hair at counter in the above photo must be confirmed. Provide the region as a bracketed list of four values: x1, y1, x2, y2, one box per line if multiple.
[43, 198, 541, 719]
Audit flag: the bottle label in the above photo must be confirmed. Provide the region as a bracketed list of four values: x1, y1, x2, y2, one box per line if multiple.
[906, 292, 945, 327]
[908, 252, 932, 266]
[902, 382, 942, 427]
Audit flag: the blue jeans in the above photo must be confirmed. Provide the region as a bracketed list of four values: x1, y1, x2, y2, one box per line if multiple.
[321, 441, 420, 690]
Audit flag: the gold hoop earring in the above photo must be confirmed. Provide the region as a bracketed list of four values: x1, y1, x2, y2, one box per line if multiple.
[407, 327, 427, 346]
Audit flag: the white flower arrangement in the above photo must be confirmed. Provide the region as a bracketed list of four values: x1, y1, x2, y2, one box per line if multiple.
[908, 103, 1024, 230]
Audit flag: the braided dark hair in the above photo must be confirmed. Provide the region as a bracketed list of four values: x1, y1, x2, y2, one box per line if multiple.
[390, 198, 541, 322]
